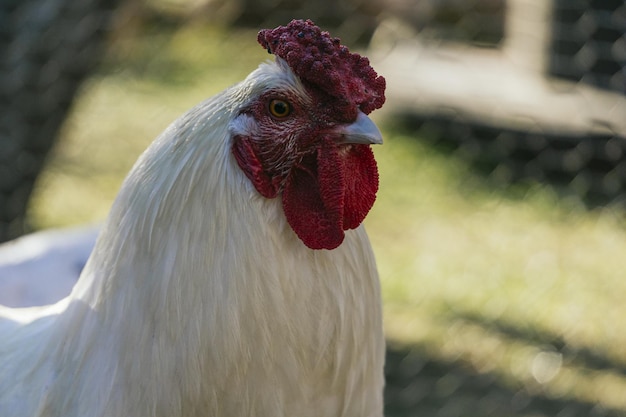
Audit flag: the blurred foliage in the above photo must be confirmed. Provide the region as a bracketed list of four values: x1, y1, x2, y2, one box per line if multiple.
[25, 22, 626, 416]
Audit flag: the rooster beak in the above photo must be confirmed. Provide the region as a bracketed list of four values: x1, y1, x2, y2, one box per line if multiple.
[336, 111, 383, 145]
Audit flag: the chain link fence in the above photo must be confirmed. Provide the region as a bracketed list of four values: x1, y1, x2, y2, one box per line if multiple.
[1, 0, 625, 415]
[550, 0, 625, 94]
[0, 0, 121, 242]
[375, 0, 625, 206]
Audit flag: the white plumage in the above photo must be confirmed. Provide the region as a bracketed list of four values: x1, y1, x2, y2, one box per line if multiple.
[0, 44, 385, 417]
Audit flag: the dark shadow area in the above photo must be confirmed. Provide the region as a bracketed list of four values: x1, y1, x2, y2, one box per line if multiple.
[384, 341, 624, 417]
[443, 308, 626, 379]
[0, 0, 121, 242]
[549, 0, 626, 94]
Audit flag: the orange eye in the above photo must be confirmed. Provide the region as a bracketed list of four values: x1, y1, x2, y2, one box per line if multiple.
[268, 99, 291, 118]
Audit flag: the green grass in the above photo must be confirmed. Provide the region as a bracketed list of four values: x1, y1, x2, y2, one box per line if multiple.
[28, 24, 626, 412]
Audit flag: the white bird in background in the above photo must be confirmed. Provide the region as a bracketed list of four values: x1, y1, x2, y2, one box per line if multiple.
[0, 19, 386, 417]
[0, 227, 97, 308]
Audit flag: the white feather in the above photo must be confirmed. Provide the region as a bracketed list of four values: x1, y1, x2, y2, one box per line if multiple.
[0, 60, 384, 417]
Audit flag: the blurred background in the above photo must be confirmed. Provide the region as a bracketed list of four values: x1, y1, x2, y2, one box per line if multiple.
[1, 0, 626, 415]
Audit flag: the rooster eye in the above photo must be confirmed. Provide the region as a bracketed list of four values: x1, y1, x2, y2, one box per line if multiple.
[268, 99, 292, 118]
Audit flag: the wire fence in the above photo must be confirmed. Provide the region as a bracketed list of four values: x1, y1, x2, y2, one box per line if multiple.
[0, 0, 120, 242]
[1, 1, 625, 415]
[549, 0, 625, 94]
[374, 0, 626, 207]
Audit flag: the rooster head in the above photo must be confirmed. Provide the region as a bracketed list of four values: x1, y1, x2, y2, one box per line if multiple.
[231, 19, 386, 250]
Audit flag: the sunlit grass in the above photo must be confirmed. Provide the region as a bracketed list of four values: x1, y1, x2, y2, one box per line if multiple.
[28, 24, 626, 412]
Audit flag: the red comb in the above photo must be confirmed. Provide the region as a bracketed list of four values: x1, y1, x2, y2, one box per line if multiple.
[258, 19, 385, 121]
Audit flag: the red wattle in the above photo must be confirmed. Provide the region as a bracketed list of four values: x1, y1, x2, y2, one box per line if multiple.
[282, 139, 378, 250]
[234, 136, 379, 250]
[340, 144, 379, 230]
[282, 143, 344, 250]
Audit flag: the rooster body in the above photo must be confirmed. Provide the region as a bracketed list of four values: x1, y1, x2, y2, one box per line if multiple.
[0, 21, 385, 417]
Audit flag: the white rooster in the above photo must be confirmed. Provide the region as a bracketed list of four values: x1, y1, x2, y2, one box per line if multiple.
[0, 19, 386, 417]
